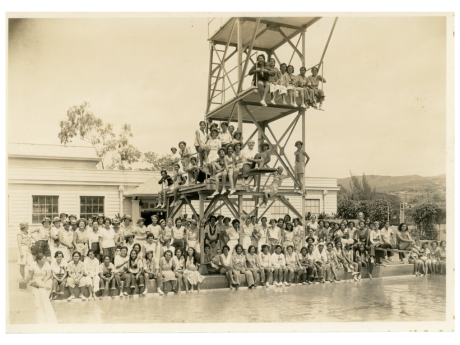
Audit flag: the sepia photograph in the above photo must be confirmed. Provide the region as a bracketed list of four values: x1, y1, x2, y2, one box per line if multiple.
[5, 11, 455, 333]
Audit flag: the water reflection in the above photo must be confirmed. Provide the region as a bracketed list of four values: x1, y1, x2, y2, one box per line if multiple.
[53, 276, 446, 324]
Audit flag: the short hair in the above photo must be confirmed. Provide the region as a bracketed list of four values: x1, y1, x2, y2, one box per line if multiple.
[204, 244, 211, 250]
[398, 223, 408, 231]
[72, 251, 82, 259]
[275, 244, 282, 250]
[300, 247, 308, 254]
[269, 57, 276, 63]
[261, 217, 267, 221]
[300, 66, 306, 71]
[261, 244, 270, 251]
[160, 169, 167, 175]
[218, 148, 226, 155]
[348, 221, 355, 227]
[190, 157, 197, 162]
[145, 251, 154, 259]
[222, 245, 230, 252]
[103, 255, 111, 261]
[235, 244, 243, 252]
[248, 245, 256, 253]
[312, 66, 319, 72]
[54, 251, 64, 258]
[232, 219, 240, 226]
[121, 246, 128, 252]
[104, 218, 112, 225]
[234, 142, 242, 149]
[440, 240, 446, 246]
[178, 141, 186, 147]
[318, 220, 324, 226]
[287, 65, 294, 73]
[175, 248, 183, 255]
[286, 245, 294, 250]
[280, 63, 287, 70]
[358, 220, 365, 226]
[164, 250, 173, 257]
[175, 218, 182, 225]
[146, 233, 155, 239]
[431, 241, 438, 246]
[221, 122, 228, 128]
[269, 218, 277, 224]
[257, 54, 266, 61]
[87, 250, 94, 256]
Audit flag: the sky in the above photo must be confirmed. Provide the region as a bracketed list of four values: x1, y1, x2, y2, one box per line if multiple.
[7, 15, 447, 179]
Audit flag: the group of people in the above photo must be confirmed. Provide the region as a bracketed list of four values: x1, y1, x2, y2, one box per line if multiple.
[156, 119, 310, 208]
[249, 54, 326, 110]
[17, 213, 206, 300]
[17, 210, 447, 299]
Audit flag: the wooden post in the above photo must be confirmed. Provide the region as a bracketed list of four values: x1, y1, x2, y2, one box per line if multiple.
[301, 30, 306, 67]
[238, 194, 243, 245]
[206, 43, 213, 113]
[237, 18, 243, 134]
[199, 193, 205, 264]
[255, 121, 266, 216]
[301, 109, 306, 244]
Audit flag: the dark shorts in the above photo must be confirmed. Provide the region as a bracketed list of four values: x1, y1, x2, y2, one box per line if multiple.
[32, 240, 51, 257]
[91, 243, 100, 253]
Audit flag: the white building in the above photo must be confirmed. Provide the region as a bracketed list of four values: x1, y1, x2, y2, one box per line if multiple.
[7, 143, 339, 260]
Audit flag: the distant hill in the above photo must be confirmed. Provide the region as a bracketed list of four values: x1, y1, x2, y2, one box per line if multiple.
[337, 174, 446, 193]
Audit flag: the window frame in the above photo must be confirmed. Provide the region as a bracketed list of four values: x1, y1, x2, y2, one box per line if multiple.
[31, 195, 60, 225]
[79, 195, 106, 220]
[305, 198, 321, 216]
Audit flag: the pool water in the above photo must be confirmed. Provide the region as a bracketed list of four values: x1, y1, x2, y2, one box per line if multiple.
[52, 275, 446, 324]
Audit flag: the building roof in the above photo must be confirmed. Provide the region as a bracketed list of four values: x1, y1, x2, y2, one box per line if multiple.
[8, 143, 100, 161]
[123, 176, 161, 196]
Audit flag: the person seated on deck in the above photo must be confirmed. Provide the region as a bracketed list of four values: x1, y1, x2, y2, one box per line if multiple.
[157, 170, 174, 209]
[210, 148, 230, 197]
[246, 245, 265, 286]
[285, 65, 298, 106]
[379, 220, 396, 263]
[266, 58, 282, 105]
[294, 140, 310, 195]
[325, 242, 341, 282]
[186, 156, 207, 185]
[98, 255, 117, 297]
[249, 54, 270, 106]
[295, 66, 309, 109]
[127, 249, 144, 294]
[50, 251, 67, 299]
[271, 245, 288, 286]
[142, 250, 163, 295]
[159, 250, 177, 293]
[306, 66, 326, 110]
[241, 140, 258, 190]
[195, 121, 208, 167]
[271, 62, 287, 105]
[334, 241, 358, 276]
[257, 166, 288, 209]
[253, 142, 271, 169]
[178, 141, 192, 174]
[218, 122, 232, 147]
[66, 251, 90, 300]
[206, 128, 222, 176]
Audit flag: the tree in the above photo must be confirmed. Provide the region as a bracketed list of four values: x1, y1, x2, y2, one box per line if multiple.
[58, 102, 140, 169]
[411, 203, 439, 240]
[143, 151, 176, 171]
[337, 200, 358, 219]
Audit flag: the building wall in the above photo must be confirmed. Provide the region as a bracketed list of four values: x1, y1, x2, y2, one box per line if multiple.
[8, 157, 98, 170]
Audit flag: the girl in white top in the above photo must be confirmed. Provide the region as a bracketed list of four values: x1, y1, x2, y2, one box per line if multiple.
[227, 219, 241, 255]
[259, 244, 274, 285]
[241, 217, 253, 254]
[206, 128, 222, 174]
[99, 224, 116, 262]
[271, 245, 287, 286]
[84, 250, 100, 298]
[142, 233, 160, 265]
[50, 251, 67, 299]
[219, 245, 238, 289]
[255, 217, 269, 253]
[134, 218, 148, 247]
[88, 221, 101, 261]
[268, 219, 281, 253]
[195, 121, 208, 167]
[285, 245, 301, 285]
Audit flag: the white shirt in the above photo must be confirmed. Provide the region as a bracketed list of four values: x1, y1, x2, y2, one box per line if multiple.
[194, 129, 207, 147]
[147, 224, 161, 239]
[50, 260, 67, 275]
[268, 226, 280, 240]
[242, 147, 256, 164]
[84, 257, 100, 276]
[271, 253, 286, 267]
[114, 255, 129, 273]
[380, 227, 394, 244]
[99, 228, 116, 249]
[218, 131, 232, 145]
[316, 248, 328, 263]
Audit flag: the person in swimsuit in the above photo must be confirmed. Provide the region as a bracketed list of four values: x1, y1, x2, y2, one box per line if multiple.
[355, 243, 373, 280]
[295, 66, 308, 108]
[325, 242, 341, 282]
[294, 141, 310, 194]
[395, 223, 414, 264]
[427, 241, 439, 275]
[283, 222, 295, 252]
[232, 142, 244, 187]
[282, 65, 297, 106]
[267, 58, 283, 105]
[17, 222, 33, 279]
[257, 167, 288, 209]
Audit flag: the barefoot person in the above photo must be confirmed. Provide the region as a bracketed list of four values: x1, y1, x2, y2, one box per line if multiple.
[210, 148, 229, 197]
[157, 170, 174, 209]
[50, 251, 67, 299]
[66, 251, 90, 300]
[295, 66, 309, 108]
[206, 128, 222, 176]
[294, 141, 310, 194]
[257, 167, 288, 208]
[306, 66, 326, 110]
[267, 58, 282, 105]
[22, 253, 52, 290]
[249, 54, 270, 106]
[195, 121, 208, 167]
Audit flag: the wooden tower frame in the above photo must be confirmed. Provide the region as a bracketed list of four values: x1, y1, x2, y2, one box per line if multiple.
[166, 17, 337, 264]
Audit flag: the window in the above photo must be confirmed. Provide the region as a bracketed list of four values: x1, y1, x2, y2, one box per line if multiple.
[270, 201, 289, 220]
[306, 199, 320, 216]
[32, 196, 59, 224]
[80, 196, 105, 219]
